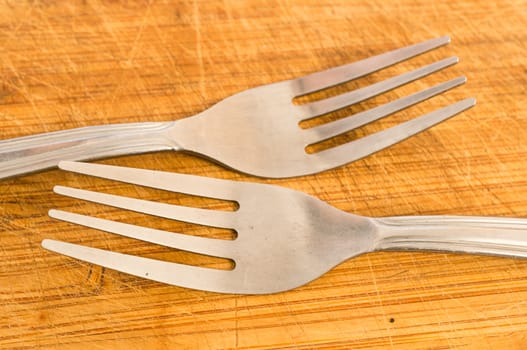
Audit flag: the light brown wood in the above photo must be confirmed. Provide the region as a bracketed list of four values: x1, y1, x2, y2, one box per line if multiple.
[1, 0, 526, 348]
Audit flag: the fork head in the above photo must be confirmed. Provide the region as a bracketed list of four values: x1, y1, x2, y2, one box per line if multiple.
[169, 36, 475, 178]
[42, 161, 378, 294]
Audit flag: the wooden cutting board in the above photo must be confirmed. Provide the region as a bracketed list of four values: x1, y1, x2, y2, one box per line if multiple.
[1, 1, 526, 349]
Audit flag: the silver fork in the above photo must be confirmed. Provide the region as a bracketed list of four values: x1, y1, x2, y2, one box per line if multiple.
[43, 161, 527, 295]
[1, 36, 474, 179]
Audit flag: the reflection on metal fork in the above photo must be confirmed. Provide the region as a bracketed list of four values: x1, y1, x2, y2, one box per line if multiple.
[1, 36, 474, 179]
[43, 162, 527, 295]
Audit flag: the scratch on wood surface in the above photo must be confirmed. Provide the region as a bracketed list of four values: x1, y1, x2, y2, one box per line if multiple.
[445, 290, 488, 321]
[0, 7, 29, 50]
[459, 113, 516, 213]
[192, 0, 206, 98]
[89, 1, 125, 59]
[4, 62, 46, 131]
[502, 300, 526, 326]
[234, 296, 239, 349]
[84, 1, 128, 116]
[366, 255, 394, 349]
[126, 0, 152, 68]
[372, 153, 415, 213]
[222, 0, 234, 25]
[407, 252, 430, 303]
[280, 293, 305, 347]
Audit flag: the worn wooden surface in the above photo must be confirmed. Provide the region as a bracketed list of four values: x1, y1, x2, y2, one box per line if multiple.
[1, 0, 526, 349]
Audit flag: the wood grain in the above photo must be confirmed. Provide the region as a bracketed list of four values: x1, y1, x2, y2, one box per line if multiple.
[1, 0, 526, 349]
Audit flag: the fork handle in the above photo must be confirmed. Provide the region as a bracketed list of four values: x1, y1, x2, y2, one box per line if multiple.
[374, 215, 527, 258]
[0, 122, 180, 179]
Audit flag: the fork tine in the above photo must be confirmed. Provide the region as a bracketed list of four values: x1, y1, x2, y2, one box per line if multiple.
[54, 186, 236, 229]
[49, 209, 234, 258]
[294, 36, 451, 96]
[305, 77, 466, 143]
[58, 161, 240, 201]
[302, 57, 458, 118]
[41, 239, 236, 293]
[314, 98, 476, 167]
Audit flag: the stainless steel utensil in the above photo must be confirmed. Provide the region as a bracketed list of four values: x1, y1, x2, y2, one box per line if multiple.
[43, 161, 527, 294]
[1, 37, 473, 179]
